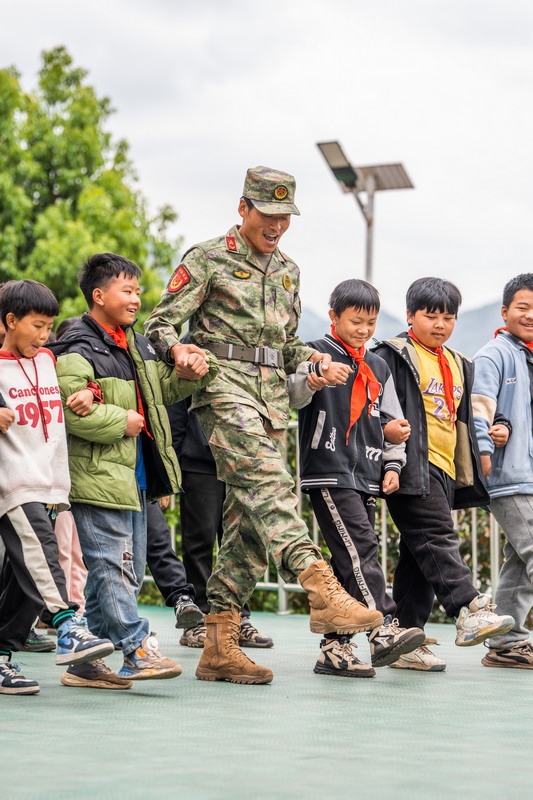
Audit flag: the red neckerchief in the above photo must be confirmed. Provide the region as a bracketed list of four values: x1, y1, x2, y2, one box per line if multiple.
[495, 325, 533, 352]
[330, 324, 381, 445]
[408, 328, 456, 426]
[90, 315, 152, 438]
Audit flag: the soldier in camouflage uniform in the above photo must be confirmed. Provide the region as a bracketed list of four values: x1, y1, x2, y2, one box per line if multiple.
[145, 166, 383, 684]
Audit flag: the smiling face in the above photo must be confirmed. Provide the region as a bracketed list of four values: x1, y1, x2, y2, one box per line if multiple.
[238, 199, 291, 254]
[502, 288, 533, 343]
[3, 311, 55, 358]
[329, 305, 378, 349]
[407, 308, 456, 349]
[90, 272, 141, 330]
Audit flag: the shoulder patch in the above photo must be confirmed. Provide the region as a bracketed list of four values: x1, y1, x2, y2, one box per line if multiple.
[168, 264, 191, 293]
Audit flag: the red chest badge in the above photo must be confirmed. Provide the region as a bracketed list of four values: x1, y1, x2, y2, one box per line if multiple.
[168, 264, 191, 293]
[226, 236, 237, 252]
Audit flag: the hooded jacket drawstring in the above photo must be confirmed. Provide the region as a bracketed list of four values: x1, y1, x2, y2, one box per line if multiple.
[13, 354, 49, 442]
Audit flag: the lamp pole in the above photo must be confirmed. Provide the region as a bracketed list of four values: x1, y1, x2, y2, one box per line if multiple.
[317, 141, 414, 285]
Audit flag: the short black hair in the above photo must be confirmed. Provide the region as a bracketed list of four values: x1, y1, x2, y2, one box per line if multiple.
[329, 279, 380, 316]
[502, 274, 533, 308]
[0, 280, 59, 327]
[242, 196, 255, 211]
[55, 316, 81, 339]
[78, 253, 142, 307]
[406, 277, 462, 317]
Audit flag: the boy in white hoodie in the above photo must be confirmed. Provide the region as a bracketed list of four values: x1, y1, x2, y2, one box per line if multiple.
[0, 279, 116, 696]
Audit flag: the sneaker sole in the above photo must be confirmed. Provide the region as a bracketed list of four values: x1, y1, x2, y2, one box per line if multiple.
[313, 663, 375, 679]
[56, 641, 115, 666]
[195, 668, 273, 684]
[481, 656, 533, 670]
[60, 673, 133, 689]
[455, 619, 514, 647]
[389, 661, 446, 672]
[0, 685, 40, 695]
[239, 640, 274, 649]
[310, 615, 384, 635]
[372, 630, 426, 668]
[124, 666, 182, 681]
[175, 609, 204, 630]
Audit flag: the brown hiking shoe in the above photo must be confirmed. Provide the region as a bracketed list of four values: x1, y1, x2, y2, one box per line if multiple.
[195, 610, 273, 685]
[60, 659, 133, 690]
[298, 560, 384, 635]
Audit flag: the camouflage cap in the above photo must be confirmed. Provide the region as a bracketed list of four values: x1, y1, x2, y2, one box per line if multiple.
[242, 166, 300, 216]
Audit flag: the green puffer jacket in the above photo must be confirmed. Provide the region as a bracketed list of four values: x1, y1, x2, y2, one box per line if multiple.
[51, 314, 218, 511]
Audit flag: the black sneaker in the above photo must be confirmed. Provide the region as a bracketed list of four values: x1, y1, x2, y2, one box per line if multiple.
[23, 627, 56, 653]
[60, 659, 133, 689]
[0, 656, 40, 695]
[368, 615, 425, 667]
[314, 637, 375, 678]
[239, 620, 274, 649]
[174, 595, 204, 629]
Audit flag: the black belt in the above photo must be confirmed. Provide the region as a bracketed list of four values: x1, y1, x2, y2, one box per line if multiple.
[206, 343, 284, 369]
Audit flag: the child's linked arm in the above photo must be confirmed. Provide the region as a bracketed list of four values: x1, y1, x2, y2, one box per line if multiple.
[56, 352, 129, 443]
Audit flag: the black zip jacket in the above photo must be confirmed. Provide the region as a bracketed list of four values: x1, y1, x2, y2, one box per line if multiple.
[372, 332, 489, 509]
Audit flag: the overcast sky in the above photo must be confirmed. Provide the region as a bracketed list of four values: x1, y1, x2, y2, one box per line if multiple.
[3, 0, 533, 319]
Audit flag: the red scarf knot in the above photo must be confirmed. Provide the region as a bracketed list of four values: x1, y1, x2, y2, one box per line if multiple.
[330, 325, 381, 445]
[408, 328, 456, 427]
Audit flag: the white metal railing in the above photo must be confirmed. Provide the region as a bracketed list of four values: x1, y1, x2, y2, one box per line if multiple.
[151, 420, 505, 613]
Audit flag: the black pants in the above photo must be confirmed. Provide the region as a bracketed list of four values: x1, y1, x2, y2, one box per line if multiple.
[386, 463, 478, 629]
[309, 487, 396, 618]
[180, 471, 250, 617]
[0, 503, 77, 651]
[146, 501, 194, 607]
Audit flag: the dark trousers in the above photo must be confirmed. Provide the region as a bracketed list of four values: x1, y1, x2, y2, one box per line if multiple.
[309, 487, 396, 618]
[386, 463, 478, 629]
[180, 471, 250, 617]
[146, 501, 194, 607]
[0, 503, 77, 651]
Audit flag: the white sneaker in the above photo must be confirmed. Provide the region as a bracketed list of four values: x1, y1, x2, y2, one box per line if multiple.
[455, 594, 514, 647]
[389, 645, 446, 672]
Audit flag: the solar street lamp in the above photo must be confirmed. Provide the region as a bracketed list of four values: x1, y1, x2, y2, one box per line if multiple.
[317, 141, 414, 284]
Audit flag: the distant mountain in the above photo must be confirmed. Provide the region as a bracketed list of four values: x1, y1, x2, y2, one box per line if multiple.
[300, 300, 503, 357]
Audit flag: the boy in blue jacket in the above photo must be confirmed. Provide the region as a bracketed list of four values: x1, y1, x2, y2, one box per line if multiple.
[472, 273, 533, 669]
[292, 279, 425, 677]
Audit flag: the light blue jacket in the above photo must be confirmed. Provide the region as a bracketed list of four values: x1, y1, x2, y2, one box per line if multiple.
[472, 330, 533, 498]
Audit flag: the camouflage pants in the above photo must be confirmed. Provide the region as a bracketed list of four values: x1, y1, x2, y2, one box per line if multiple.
[194, 403, 321, 613]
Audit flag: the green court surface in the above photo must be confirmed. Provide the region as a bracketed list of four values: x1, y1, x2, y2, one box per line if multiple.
[2, 607, 533, 800]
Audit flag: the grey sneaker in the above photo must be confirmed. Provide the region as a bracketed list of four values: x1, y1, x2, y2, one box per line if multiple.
[389, 645, 446, 672]
[481, 640, 533, 669]
[174, 595, 204, 629]
[313, 637, 375, 678]
[23, 627, 56, 653]
[239, 620, 274, 649]
[119, 633, 182, 680]
[368, 615, 425, 667]
[180, 624, 207, 648]
[455, 595, 514, 647]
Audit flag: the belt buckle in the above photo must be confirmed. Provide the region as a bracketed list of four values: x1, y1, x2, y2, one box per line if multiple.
[265, 348, 278, 368]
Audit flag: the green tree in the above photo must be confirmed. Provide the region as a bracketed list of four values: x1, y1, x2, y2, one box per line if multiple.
[0, 46, 180, 321]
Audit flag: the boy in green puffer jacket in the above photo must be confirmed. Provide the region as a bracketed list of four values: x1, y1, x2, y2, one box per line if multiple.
[51, 253, 218, 685]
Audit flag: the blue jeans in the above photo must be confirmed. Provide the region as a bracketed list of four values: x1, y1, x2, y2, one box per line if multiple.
[71, 495, 149, 655]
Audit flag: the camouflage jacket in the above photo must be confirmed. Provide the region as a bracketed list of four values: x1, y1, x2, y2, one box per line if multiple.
[145, 225, 314, 428]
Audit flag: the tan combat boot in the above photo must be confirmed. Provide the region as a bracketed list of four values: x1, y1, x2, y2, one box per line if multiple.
[299, 560, 384, 634]
[195, 610, 273, 684]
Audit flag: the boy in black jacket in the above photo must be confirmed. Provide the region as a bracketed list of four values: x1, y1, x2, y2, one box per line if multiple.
[292, 279, 425, 678]
[373, 277, 514, 671]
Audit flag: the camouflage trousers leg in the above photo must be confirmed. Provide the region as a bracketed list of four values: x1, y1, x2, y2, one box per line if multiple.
[194, 403, 321, 613]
